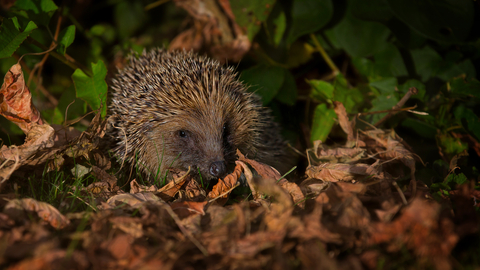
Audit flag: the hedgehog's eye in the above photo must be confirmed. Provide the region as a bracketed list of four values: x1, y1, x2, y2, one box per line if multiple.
[178, 130, 188, 138]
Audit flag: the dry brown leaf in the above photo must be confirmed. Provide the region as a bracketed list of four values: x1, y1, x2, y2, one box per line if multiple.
[368, 198, 458, 269]
[0, 63, 43, 133]
[130, 179, 158, 194]
[333, 101, 355, 144]
[313, 141, 365, 163]
[155, 168, 191, 200]
[170, 201, 207, 219]
[171, 0, 250, 62]
[237, 149, 283, 183]
[105, 193, 163, 209]
[3, 198, 70, 229]
[207, 162, 242, 205]
[184, 177, 207, 201]
[306, 162, 378, 182]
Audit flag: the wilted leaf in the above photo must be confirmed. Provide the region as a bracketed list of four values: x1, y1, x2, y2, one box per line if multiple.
[0, 63, 43, 132]
[207, 163, 242, 205]
[3, 198, 69, 229]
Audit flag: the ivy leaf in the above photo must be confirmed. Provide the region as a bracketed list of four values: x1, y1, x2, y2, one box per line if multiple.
[385, 0, 474, 43]
[0, 17, 37, 59]
[13, 0, 58, 27]
[57, 25, 75, 55]
[240, 65, 285, 105]
[72, 61, 108, 117]
[287, 0, 333, 44]
[311, 103, 336, 142]
[231, 0, 276, 40]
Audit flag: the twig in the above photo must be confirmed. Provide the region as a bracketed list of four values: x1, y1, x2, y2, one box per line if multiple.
[27, 37, 92, 76]
[391, 181, 408, 205]
[310, 33, 340, 76]
[374, 87, 418, 127]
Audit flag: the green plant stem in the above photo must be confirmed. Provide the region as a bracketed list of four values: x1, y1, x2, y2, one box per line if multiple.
[310, 33, 339, 76]
[27, 37, 92, 77]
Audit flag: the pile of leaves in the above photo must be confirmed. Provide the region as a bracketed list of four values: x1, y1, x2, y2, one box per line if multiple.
[1, 0, 480, 269]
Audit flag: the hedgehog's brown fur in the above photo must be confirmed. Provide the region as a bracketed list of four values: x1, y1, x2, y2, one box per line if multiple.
[110, 49, 292, 180]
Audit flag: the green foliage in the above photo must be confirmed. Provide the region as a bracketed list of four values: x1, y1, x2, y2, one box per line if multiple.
[56, 25, 75, 55]
[287, 0, 333, 44]
[72, 61, 108, 117]
[1, 0, 479, 201]
[0, 17, 37, 58]
[231, 0, 276, 40]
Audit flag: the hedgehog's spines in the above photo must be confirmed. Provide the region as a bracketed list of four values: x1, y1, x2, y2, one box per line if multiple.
[110, 49, 291, 180]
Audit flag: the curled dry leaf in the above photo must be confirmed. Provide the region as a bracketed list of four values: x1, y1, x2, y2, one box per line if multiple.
[0, 63, 43, 133]
[171, 0, 250, 62]
[236, 149, 305, 207]
[155, 168, 191, 201]
[0, 124, 55, 183]
[207, 162, 242, 205]
[183, 177, 207, 201]
[306, 162, 378, 183]
[170, 201, 207, 219]
[237, 149, 283, 183]
[333, 101, 355, 145]
[3, 198, 70, 229]
[130, 179, 158, 194]
[313, 141, 365, 163]
[104, 192, 163, 209]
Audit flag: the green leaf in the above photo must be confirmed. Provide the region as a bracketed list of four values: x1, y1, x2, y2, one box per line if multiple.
[384, 0, 474, 43]
[400, 118, 436, 139]
[332, 74, 363, 112]
[72, 61, 108, 117]
[13, 0, 58, 26]
[0, 17, 37, 59]
[369, 77, 397, 94]
[372, 43, 408, 77]
[287, 0, 333, 44]
[311, 103, 336, 142]
[445, 173, 468, 186]
[275, 70, 297, 105]
[449, 77, 480, 99]
[454, 106, 480, 141]
[411, 46, 443, 82]
[309, 75, 363, 112]
[240, 65, 285, 105]
[438, 133, 468, 156]
[369, 78, 398, 123]
[325, 14, 390, 57]
[351, 0, 393, 22]
[272, 11, 286, 46]
[57, 25, 75, 55]
[231, 0, 276, 40]
[114, 1, 147, 39]
[309, 80, 334, 102]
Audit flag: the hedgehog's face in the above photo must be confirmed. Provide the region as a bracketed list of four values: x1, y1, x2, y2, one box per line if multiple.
[144, 113, 244, 180]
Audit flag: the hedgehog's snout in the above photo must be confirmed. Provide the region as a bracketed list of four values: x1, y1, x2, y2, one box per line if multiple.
[209, 161, 227, 178]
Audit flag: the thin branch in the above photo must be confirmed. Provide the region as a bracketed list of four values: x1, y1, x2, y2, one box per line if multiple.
[27, 37, 92, 76]
[310, 33, 340, 76]
[374, 87, 418, 127]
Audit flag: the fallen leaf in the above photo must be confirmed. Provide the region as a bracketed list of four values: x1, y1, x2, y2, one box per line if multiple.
[3, 198, 70, 229]
[0, 63, 43, 133]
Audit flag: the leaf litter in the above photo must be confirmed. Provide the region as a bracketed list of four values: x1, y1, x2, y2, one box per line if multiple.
[0, 64, 478, 270]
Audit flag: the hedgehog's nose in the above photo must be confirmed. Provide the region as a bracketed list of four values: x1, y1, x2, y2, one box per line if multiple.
[209, 161, 227, 178]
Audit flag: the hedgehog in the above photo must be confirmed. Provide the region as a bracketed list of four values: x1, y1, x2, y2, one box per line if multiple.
[109, 49, 292, 181]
